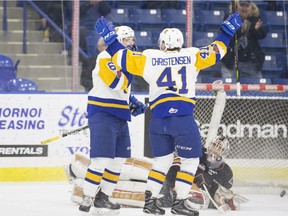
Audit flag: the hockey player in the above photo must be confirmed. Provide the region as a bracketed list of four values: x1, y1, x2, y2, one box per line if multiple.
[158, 136, 241, 211]
[67, 136, 246, 211]
[79, 25, 147, 215]
[94, 12, 243, 216]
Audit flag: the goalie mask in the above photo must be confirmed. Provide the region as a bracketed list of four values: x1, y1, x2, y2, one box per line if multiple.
[206, 136, 229, 169]
[115, 25, 137, 51]
[158, 28, 184, 51]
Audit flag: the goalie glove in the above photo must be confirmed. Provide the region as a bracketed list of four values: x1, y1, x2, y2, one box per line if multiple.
[220, 12, 242, 36]
[129, 95, 147, 117]
[186, 189, 210, 210]
[95, 16, 118, 45]
[214, 187, 240, 211]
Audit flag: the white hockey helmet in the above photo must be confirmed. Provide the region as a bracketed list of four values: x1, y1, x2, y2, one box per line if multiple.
[206, 136, 229, 169]
[115, 25, 135, 43]
[158, 28, 184, 51]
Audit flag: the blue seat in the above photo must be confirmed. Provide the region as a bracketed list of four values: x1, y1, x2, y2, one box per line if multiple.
[208, 0, 230, 11]
[201, 77, 236, 84]
[152, 31, 161, 45]
[259, 32, 285, 54]
[114, 1, 143, 9]
[262, 55, 285, 78]
[272, 78, 288, 85]
[134, 31, 154, 49]
[254, 1, 270, 11]
[106, 8, 135, 28]
[178, 0, 209, 10]
[0, 54, 19, 82]
[0, 81, 6, 92]
[199, 62, 222, 77]
[193, 31, 219, 47]
[261, 11, 287, 31]
[129, 9, 165, 31]
[239, 77, 272, 84]
[161, 9, 186, 26]
[196, 76, 203, 83]
[85, 30, 100, 57]
[7, 78, 38, 92]
[195, 10, 225, 31]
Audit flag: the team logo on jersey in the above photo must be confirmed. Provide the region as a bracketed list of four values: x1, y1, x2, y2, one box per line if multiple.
[208, 169, 217, 175]
[132, 52, 142, 56]
[169, 108, 178, 114]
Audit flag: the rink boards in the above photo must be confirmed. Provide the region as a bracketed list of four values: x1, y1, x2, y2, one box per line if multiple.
[0, 93, 287, 186]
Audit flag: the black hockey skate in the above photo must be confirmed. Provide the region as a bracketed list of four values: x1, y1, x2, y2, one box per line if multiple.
[79, 195, 93, 213]
[93, 189, 120, 209]
[92, 189, 120, 215]
[171, 199, 199, 216]
[143, 190, 165, 215]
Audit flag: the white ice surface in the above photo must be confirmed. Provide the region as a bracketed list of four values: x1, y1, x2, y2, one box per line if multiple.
[0, 182, 287, 216]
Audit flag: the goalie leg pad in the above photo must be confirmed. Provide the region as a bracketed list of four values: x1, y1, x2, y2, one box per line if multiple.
[70, 153, 91, 180]
[111, 181, 146, 207]
[71, 179, 85, 204]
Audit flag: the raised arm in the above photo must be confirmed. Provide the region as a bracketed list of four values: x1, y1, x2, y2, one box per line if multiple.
[195, 12, 243, 70]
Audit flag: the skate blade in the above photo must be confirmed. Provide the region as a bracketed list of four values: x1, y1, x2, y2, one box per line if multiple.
[92, 208, 120, 215]
[143, 208, 165, 215]
[79, 211, 90, 216]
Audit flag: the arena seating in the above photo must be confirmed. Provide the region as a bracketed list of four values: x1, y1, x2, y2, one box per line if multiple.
[262, 55, 285, 78]
[195, 10, 225, 31]
[129, 9, 166, 31]
[161, 9, 187, 30]
[0, 54, 19, 91]
[259, 32, 285, 55]
[201, 77, 236, 84]
[107, 8, 136, 29]
[193, 31, 219, 47]
[7, 78, 38, 92]
[272, 78, 288, 84]
[96, 1, 288, 82]
[261, 10, 287, 31]
[134, 31, 155, 50]
[239, 77, 272, 84]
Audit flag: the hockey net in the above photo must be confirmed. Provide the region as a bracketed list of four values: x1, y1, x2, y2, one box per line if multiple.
[194, 83, 288, 193]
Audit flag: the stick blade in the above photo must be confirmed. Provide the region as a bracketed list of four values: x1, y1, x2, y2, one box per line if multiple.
[41, 136, 60, 145]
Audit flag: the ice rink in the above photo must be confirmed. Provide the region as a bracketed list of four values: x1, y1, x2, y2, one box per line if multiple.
[0, 181, 287, 216]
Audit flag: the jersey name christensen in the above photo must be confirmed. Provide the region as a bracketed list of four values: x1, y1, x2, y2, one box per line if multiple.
[152, 56, 191, 66]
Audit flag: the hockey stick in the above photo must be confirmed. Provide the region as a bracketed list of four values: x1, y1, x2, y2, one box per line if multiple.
[205, 80, 226, 148]
[212, 179, 249, 203]
[41, 125, 89, 145]
[233, 0, 241, 96]
[203, 184, 230, 213]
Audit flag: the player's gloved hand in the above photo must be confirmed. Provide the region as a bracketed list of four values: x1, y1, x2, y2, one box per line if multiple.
[220, 12, 242, 36]
[129, 95, 147, 117]
[94, 16, 118, 45]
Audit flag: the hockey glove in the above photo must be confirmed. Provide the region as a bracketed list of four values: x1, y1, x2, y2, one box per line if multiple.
[220, 12, 242, 36]
[129, 95, 147, 117]
[94, 16, 118, 45]
[214, 187, 240, 211]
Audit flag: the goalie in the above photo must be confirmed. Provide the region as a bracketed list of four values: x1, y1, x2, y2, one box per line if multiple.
[158, 136, 247, 212]
[65, 136, 247, 211]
